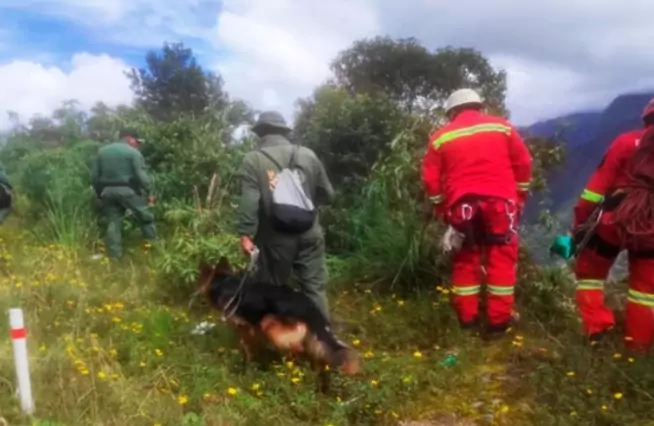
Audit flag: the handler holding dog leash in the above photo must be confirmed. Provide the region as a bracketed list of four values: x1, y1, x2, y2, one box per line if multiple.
[236, 111, 335, 322]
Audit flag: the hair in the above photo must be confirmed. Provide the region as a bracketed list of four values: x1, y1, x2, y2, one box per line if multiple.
[609, 126, 654, 244]
[643, 113, 654, 127]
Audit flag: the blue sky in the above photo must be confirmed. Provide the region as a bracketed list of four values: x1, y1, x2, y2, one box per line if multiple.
[1, 0, 654, 131]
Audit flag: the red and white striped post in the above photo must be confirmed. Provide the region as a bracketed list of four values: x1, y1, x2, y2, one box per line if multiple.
[9, 308, 34, 415]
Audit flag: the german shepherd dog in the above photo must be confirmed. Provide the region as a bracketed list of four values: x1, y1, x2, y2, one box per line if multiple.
[197, 257, 360, 391]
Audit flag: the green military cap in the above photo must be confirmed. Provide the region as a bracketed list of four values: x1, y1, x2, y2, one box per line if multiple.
[251, 111, 292, 135]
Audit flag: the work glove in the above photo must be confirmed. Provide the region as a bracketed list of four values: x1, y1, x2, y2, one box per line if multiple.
[549, 233, 576, 260]
[440, 226, 465, 254]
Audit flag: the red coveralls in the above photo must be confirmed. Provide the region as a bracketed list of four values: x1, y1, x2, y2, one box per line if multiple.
[573, 126, 654, 352]
[422, 110, 533, 328]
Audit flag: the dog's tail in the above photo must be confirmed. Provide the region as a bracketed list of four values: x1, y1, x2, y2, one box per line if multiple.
[306, 317, 360, 375]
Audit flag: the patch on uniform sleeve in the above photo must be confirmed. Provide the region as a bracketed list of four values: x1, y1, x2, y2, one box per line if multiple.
[267, 170, 279, 191]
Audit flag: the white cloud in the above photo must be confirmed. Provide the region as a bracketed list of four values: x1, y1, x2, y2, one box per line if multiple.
[210, 0, 654, 126]
[0, 53, 132, 130]
[0, 0, 220, 47]
[214, 0, 380, 121]
[3, 0, 654, 127]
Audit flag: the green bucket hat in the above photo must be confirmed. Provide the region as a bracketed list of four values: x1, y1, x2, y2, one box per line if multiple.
[251, 111, 292, 135]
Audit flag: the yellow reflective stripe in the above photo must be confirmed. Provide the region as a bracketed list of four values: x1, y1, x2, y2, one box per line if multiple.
[581, 189, 604, 203]
[627, 289, 654, 307]
[487, 285, 514, 296]
[576, 279, 604, 291]
[432, 123, 511, 149]
[452, 285, 481, 296]
[429, 195, 444, 205]
[517, 181, 530, 191]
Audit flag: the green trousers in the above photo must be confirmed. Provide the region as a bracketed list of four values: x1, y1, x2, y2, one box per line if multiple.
[254, 231, 330, 321]
[100, 188, 156, 258]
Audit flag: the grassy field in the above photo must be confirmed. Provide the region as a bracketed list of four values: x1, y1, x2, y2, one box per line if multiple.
[1, 220, 654, 426]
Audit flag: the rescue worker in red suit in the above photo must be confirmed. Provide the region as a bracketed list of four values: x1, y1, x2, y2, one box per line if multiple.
[572, 99, 654, 353]
[422, 89, 533, 337]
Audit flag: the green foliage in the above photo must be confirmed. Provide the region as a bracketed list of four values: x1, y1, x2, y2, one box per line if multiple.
[294, 85, 408, 190]
[128, 42, 229, 122]
[153, 174, 242, 299]
[15, 139, 101, 246]
[331, 36, 508, 116]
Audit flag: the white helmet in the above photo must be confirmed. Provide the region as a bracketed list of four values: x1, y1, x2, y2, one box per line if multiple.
[444, 88, 483, 113]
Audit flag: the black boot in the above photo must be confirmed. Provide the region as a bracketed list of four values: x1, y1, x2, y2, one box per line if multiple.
[589, 327, 613, 348]
[484, 315, 518, 341]
[459, 317, 480, 334]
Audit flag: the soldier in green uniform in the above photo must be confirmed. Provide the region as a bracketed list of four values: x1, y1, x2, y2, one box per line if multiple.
[91, 129, 156, 259]
[0, 165, 13, 224]
[236, 111, 335, 320]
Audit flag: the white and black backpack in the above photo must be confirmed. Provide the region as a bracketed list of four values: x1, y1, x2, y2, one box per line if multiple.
[259, 147, 316, 234]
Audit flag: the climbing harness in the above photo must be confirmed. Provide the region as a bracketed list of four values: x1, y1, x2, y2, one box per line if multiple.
[221, 247, 260, 322]
[505, 199, 518, 243]
[573, 205, 604, 257]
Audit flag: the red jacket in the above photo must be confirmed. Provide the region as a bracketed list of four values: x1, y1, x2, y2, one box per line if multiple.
[573, 127, 650, 228]
[421, 110, 532, 215]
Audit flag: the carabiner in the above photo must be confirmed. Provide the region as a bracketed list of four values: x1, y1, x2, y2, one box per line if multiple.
[461, 204, 473, 220]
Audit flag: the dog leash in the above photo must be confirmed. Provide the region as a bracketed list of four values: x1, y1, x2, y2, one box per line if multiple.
[221, 247, 260, 322]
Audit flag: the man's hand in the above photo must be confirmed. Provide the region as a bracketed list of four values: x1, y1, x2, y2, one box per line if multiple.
[240, 235, 255, 256]
[147, 195, 156, 206]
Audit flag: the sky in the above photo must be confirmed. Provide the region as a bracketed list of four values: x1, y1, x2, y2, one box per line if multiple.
[1, 0, 654, 131]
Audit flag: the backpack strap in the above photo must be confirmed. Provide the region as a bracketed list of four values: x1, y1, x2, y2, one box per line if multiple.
[259, 149, 284, 171]
[259, 146, 299, 170]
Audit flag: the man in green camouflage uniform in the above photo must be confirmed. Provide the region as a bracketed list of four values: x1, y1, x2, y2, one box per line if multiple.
[0, 165, 13, 224]
[236, 111, 335, 320]
[91, 129, 156, 259]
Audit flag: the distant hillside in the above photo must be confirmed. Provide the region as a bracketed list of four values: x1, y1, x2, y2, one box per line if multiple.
[522, 91, 654, 226]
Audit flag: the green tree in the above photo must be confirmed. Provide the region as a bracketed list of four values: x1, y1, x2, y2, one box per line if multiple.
[293, 85, 408, 190]
[127, 42, 229, 122]
[331, 36, 507, 117]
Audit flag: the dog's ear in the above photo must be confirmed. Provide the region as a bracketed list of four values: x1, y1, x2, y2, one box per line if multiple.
[198, 261, 213, 279]
[215, 256, 233, 275]
[196, 260, 216, 297]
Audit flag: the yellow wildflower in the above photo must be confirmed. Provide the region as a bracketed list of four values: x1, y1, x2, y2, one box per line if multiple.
[97, 371, 107, 380]
[500, 405, 509, 414]
[227, 387, 238, 396]
[628, 357, 635, 363]
[614, 392, 623, 400]
[155, 349, 163, 357]
[613, 353, 622, 360]
[177, 395, 188, 405]
[586, 388, 593, 395]
[566, 371, 575, 377]
[413, 351, 423, 358]
[364, 351, 374, 359]
[398, 300, 405, 306]
[352, 339, 361, 346]
[291, 377, 301, 384]
[371, 379, 379, 387]
[251, 383, 261, 391]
